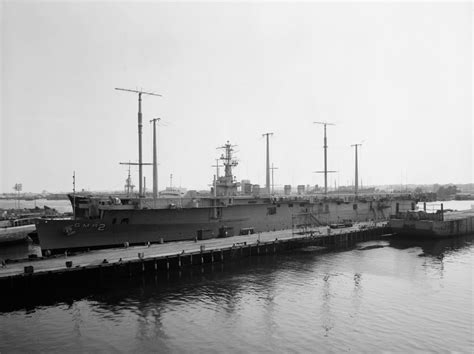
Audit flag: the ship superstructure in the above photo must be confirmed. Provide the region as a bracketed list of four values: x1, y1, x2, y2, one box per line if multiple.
[214, 141, 240, 197]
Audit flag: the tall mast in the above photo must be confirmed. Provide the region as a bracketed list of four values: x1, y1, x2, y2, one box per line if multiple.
[150, 117, 161, 200]
[313, 121, 336, 196]
[115, 87, 161, 197]
[262, 132, 273, 195]
[270, 163, 278, 195]
[351, 143, 362, 197]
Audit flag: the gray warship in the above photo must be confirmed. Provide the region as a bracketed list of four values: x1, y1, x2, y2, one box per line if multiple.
[36, 140, 416, 254]
[35, 89, 417, 254]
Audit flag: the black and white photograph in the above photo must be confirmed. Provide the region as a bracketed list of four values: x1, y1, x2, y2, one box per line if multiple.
[0, 0, 472, 352]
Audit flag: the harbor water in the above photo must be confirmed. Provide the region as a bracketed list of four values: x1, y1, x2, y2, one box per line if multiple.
[0, 200, 472, 352]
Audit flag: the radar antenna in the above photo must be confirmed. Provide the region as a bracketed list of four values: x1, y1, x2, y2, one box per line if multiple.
[214, 141, 239, 196]
[217, 141, 238, 179]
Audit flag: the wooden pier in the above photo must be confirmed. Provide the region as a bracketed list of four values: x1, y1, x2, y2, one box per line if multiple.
[0, 224, 392, 296]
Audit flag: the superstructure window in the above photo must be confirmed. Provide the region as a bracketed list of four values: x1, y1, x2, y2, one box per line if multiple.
[121, 218, 129, 224]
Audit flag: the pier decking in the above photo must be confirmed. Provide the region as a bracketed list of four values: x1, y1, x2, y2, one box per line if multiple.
[0, 223, 392, 295]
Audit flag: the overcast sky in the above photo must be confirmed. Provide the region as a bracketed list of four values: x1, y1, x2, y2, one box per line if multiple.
[1, 1, 472, 193]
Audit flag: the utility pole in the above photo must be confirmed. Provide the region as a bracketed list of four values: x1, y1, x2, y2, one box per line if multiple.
[262, 132, 273, 195]
[270, 163, 278, 195]
[313, 122, 336, 196]
[149, 118, 161, 201]
[351, 143, 362, 197]
[115, 87, 161, 197]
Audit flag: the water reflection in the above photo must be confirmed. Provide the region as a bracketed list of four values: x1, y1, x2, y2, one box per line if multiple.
[389, 234, 474, 258]
[390, 234, 473, 281]
[321, 272, 334, 337]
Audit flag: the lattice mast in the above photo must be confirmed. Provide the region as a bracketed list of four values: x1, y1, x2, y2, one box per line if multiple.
[215, 141, 239, 196]
[218, 141, 238, 179]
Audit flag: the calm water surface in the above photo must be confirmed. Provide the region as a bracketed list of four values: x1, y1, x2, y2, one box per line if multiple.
[0, 235, 472, 352]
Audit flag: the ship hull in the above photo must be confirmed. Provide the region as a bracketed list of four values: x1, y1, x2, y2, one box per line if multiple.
[37, 198, 415, 253]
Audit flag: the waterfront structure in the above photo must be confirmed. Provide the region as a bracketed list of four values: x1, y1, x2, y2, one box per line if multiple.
[389, 205, 474, 238]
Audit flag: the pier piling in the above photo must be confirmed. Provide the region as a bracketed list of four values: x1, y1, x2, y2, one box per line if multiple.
[0, 225, 392, 297]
